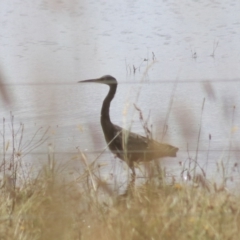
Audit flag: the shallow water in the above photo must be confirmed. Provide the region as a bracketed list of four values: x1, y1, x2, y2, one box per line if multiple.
[0, 0, 240, 188]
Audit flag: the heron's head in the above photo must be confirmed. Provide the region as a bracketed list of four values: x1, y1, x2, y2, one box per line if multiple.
[79, 75, 117, 86]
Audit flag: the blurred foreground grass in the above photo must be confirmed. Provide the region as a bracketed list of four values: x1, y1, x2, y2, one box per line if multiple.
[0, 158, 240, 240]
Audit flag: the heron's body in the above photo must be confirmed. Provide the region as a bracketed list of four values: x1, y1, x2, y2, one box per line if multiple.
[79, 75, 178, 175]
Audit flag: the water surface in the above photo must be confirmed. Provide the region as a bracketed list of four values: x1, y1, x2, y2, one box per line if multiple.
[0, 0, 240, 188]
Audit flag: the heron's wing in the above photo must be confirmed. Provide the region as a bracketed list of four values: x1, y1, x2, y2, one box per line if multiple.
[113, 124, 178, 161]
[113, 124, 148, 154]
[147, 140, 178, 158]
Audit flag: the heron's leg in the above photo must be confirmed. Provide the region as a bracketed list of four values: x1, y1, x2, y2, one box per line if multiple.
[131, 165, 136, 177]
[129, 163, 136, 187]
[120, 163, 135, 198]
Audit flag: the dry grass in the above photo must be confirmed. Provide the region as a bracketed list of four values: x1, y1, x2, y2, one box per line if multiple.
[0, 158, 240, 240]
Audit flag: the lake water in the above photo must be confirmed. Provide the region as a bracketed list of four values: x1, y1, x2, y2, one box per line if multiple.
[0, 0, 240, 190]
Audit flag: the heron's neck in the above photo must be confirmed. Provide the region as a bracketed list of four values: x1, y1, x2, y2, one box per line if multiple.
[101, 85, 117, 122]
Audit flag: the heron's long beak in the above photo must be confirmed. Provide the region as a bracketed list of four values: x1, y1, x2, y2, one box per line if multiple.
[78, 76, 116, 85]
[78, 78, 102, 84]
